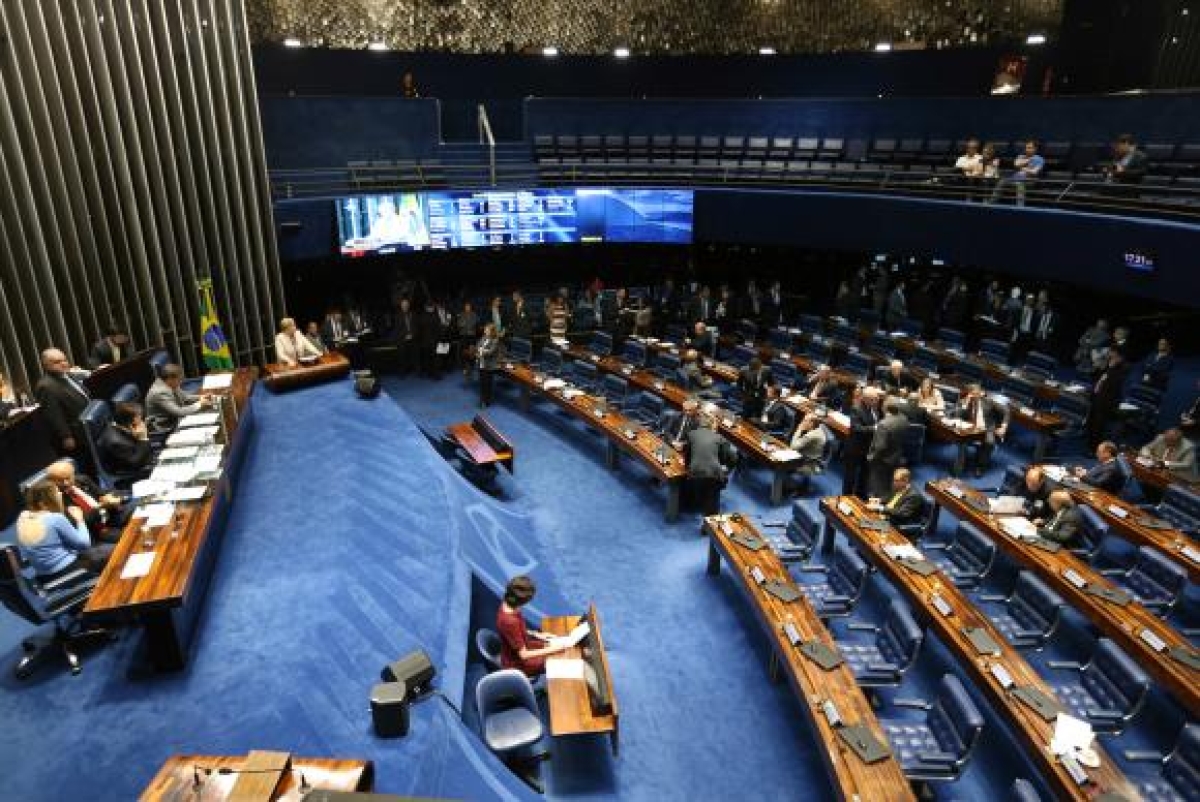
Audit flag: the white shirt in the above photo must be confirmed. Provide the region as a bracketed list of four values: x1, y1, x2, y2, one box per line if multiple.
[955, 153, 983, 177]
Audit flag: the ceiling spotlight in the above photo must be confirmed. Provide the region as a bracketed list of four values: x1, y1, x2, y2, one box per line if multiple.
[613, 47, 630, 58]
[874, 42, 892, 52]
[758, 46, 776, 55]
[284, 38, 303, 48]
[1026, 33, 1047, 46]
[542, 46, 559, 57]
[367, 41, 388, 51]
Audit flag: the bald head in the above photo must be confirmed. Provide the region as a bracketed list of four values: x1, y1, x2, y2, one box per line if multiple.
[1025, 466, 1044, 493]
[41, 349, 70, 375]
[1048, 490, 1074, 511]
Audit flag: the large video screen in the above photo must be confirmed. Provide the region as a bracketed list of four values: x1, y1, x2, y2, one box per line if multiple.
[336, 188, 693, 256]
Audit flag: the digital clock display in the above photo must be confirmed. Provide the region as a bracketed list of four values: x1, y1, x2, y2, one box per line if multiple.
[1123, 249, 1156, 273]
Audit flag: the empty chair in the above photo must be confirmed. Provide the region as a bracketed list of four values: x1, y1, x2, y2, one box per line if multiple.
[571, 360, 601, 393]
[925, 522, 996, 590]
[838, 599, 924, 687]
[1023, 351, 1058, 381]
[769, 358, 798, 388]
[794, 541, 870, 618]
[978, 337, 1010, 364]
[878, 674, 985, 783]
[664, 324, 688, 344]
[911, 346, 941, 374]
[1011, 778, 1044, 802]
[475, 669, 547, 792]
[602, 374, 629, 409]
[1047, 638, 1150, 734]
[818, 137, 844, 160]
[771, 137, 797, 159]
[1050, 392, 1091, 448]
[1071, 505, 1108, 563]
[797, 314, 824, 335]
[729, 344, 757, 368]
[622, 339, 649, 366]
[768, 327, 794, 352]
[937, 328, 966, 349]
[829, 322, 858, 348]
[869, 137, 898, 162]
[868, 331, 896, 358]
[805, 338, 833, 364]
[840, 352, 874, 380]
[537, 347, 563, 376]
[475, 628, 503, 671]
[630, 392, 665, 427]
[507, 337, 533, 364]
[1124, 723, 1200, 802]
[736, 320, 758, 344]
[903, 423, 926, 466]
[779, 501, 822, 563]
[589, 330, 614, 356]
[1003, 376, 1038, 409]
[977, 571, 1065, 649]
[1100, 546, 1188, 616]
[111, 383, 140, 405]
[1154, 485, 1200, 532]
[654, 352, 682, 380]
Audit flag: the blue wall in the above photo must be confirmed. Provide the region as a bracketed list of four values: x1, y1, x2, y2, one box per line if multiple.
[260, 96, 441, 169]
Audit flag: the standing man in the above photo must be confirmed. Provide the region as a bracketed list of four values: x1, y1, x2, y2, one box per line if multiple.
[476, 323, 501, 408]
[394, 298, 418, 375]
[685, 415, 737, 516]
[866, 400, 909, 498]
[842, 387, 880, 497]
[34, 348, 91, 458]
[1086, 349, 1129, 447]
[954, 383, 1010, 477]
[736, 358, 773, 421]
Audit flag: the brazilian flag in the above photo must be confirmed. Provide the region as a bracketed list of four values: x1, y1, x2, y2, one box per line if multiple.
[197, 278, 234, 370]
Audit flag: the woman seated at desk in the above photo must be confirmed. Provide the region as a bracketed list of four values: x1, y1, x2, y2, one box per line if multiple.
[274, 317, 324, 367]
[16, 480, 114, 581]
[496, 575, 568, 677]
[915, 377, 945, 414]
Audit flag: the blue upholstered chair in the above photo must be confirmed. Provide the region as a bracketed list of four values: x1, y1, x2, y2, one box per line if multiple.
[601, 374, 629, 409]
[475, 628, 503, 671]
[794, 541, 870, 618]
[589, 330, 614, 356]
[769, 358, 798, 388]
[571, 360, 601, 394]
[630, 392, 665, 427]
[840, 351, 874, 381]
[538, 347, 563, 376]
[729, 344, 757, 368]
[507, 337, 533, 364]
[654, 352, 682, 380]
[777, 501, 822, 564]
[622, 339, 649, 367]
[837, 599, 925, 688]
[1011, 778, 1044, 802]
[878, 674, 985, 783]
[111, 382, 140, 405]
[475, 669, 547, 792]
[1071, 505, 1108, 563]
[768, 327, 794, 352]
[977, 571, 1065, 650]
[936, 328, 966, 349]
[1047, 638, 1150, 734]
[978, 337, 1010, 364]
[1100, 546, 1188, 617]
[1153, 486, 1200, 533]
[925, 522, 997, 590]
[1124, 724, 1200, 802]
[1023, 351, 1058, 381]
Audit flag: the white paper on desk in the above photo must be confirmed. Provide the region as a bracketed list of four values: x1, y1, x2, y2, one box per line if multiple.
[131, 479, 172, 499]
[1118, 402, 1140, 412]
[770, 448, 801, 462]
[201, 372, 234, 390]
[989, 496, 1027, 515]
[545, 658, 586, 680]
[162, 486, 206, 503]
[149, 464, 197, 485]
[157, 446, 199, 462]
[120, 552, 156, 580]
[1042, 465, 1067, 481]
[178, 412, 220, 428]
[166, 426, 218, 446]
[138, 502, 175, 528]
[550, 622, 591, 649]
[193, 455, 221, 473]
[542, 378, 565, 390]
[1065, 383, 1087, 393]
[883, 542, 924, 561]
[1051, 713, 1095, 757]
[435, 342, 451, 355]
[999, 516, 1038, 541]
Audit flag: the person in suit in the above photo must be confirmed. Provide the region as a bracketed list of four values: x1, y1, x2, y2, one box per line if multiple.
[736, 358, 773, 421]
[393, 299, 418, 374]
[690, 286, 714, 325]
[842, 387, 880, 497]
[1074, 441, 1125, 495]
[1104, 133, 1148, 188]
[758, 384, 792, 437]
[806, 365, 838, 404]
[485, 296, 507, 337]
[146, 363, 210, 433]
[880, 360, 918, 397]
[1141, 338, 1174, 391]
[274, 317, 323, 367]
[34, 348, 92, 457]
[789, 413, 828, 478]
[1032, 297, 1055, 351]
[88, 325, 132, 369]
[1140, 428, 1198, 482]
[1035, 491, 1082, 545]
[457, 300, 480, 377]
[16, 480, 113, 579]
[677, 350, 716, 396]
[659, 398, 700, 449]
[46, 459, 132, 544]
[303, 322, 328, 355]
[954, 383, 1011, 477]
[1085, 349, 1130, 447]
[1184, 390, 1200, 439]
[431, 300, 455, 376]
[476, 323, 502, 408]
[507, 291, 533, 340]
[688, 321, 715, 357]
[656, 277, 679, 325]
[885, 282, 907, 328]
[1074, 318, 1110, 376]
[869, 468, 925, 530]
[1020, 466, 1052, 520]
[685, 414, 737, 516]
[98, 402, 153, 479]
[321, 308, 352, 347]
[867, 400, 909, 498]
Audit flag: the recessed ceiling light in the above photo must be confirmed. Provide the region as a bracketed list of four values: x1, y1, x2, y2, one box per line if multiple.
[542, 46, 559, 57]
[613, 47, 630, 58]
[367, 41, 388, 51]
[874, 42, 892, 52]
[1026, 33, 1047, 45]
[284, 38, 303, 48]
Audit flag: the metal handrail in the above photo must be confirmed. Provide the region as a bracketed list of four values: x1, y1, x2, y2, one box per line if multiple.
[477, 104, 496, 186]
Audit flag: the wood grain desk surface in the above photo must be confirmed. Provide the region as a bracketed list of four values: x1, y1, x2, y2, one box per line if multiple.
[704, 513, 914, 802]
[501, 362, 686, 481]
[927, 478, 1200, 718]
[262, 352, 350, 391]
[1125, 452, 1200, 495]
[821, 495, 1139, 801]
[84, 368, 256, 617]
[542, 606, 618, 740]
[446, 422, 510, 465]
[139, 751, 371, 801]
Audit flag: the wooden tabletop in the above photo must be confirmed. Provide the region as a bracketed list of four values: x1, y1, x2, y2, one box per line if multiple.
[927, 478, 1200, 718]
[501, 362, 686, 481]
[262, 352, 350, 392]
[139, 751, 371, 801]
[750, 341, 863, 390]
[84, 368, 256, 617]
[900, 363, 1068, 437]
[1124, 452, 1200, 495]
[446, 421, 509, 466]
[820, 495, 1139, 801]
[542, 605, 619, 749]
[704, 514, 914, 802]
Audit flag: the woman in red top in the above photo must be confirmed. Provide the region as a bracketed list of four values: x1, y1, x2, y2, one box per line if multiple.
[496, 575, 566, 677]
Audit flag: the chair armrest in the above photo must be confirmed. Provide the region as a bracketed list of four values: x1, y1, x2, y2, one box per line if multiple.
[1122, 750, 1165, 763]
[1084, 707, 1124, 722]
[39, 568, 91, 593]
[892, 698, 932, 710]
[1098, 568, 1124, 577]
[1182, 628, 1200, 639]
[978, 593, 1007, 603]
[915, 750, 960, 767]
[760, 521, 788, 529]
[846, 623, 879, 632]
[819, 594, 851, 607]
[923, 542, 951, 551]
[1013, 628, 1042, 641]
[797, 565, 830, 574]
[866, 661, 899, 674]
[1047, 661, 1083, 671]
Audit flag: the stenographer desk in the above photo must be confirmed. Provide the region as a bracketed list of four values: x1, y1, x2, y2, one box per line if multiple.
[140, 750, 372, 801]
[542, 604, 619, 755]
[262, 352, 350, 393]
[84, 368, 257, 672]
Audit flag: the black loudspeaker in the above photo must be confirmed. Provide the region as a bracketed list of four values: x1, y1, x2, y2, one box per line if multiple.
[370, 681, 410, 737]
[381, 649, 435, 698]
[354, 370, 380, 398]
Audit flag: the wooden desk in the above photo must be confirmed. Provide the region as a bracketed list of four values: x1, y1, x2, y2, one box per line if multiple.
[84, 368, 258, 671]
[140, 750, 372, 801]
[542, 604, 619, 755]
[704, 514, 914, 801]
[500, 362, 687, 520]
[446, 415, 514, 473]
[749, 340, 862, 392]
[820, 495, 1138, 801]
[563, 347, 802, 503]
[262, 352, 350, 393]
[85, 348, 163, 400]
[1125, 452, 1200, 497]
[926, 478, 1200, 718]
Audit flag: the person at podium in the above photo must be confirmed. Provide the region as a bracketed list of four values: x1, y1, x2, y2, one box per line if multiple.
[496, 575, 568, 677]
[274, 317, 323, 367]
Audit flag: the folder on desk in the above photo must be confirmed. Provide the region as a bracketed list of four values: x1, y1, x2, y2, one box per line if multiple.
[898, 557, 939, 576]
[763, 580, 801, 604]
[1028, 537, 1062, 554]
[1134, 516, 1174, 530]
[963, 626, 1002, 656]
[1168, 646, 1200, 671]
[1084, 585, 1131, 606]
[836, 724, 891, 764]
[858, 519, 892, 532]
[799, 640, 844, 670]
[1011, 686, 1062, 721]
[730, 532, 767, 551]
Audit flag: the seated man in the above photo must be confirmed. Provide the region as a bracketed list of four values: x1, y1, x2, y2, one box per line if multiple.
[88, 324, 133, 369]
[1139, 427, 1198, 482]
[953, 383, 1010, 477]
[304, 321, 328, 355]
[46, 459, 131, 545]
[677, 350, 718, 397]
[757, 384, 793, 437]
[805, 365, 838, 404]
[1035, 490, 1081, 545]
[1020, 466, 1052, 519]
[658, 397, 700, 449]
[868, 467, 926, 530]
[880, 359, 917, 397]
[1074, 440, 1124, 495]
[687, 321, 716, 358]
[98, 402, 153, 479]
[146, 363, 211, 433]
[736, 357, 773, 421]
[790, 413, 829, 476]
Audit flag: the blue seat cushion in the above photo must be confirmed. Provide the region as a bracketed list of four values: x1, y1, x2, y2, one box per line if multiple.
[483, 707, 544, 752]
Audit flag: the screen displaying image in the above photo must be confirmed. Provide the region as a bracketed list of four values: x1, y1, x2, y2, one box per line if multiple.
[336, 188, 693, 256]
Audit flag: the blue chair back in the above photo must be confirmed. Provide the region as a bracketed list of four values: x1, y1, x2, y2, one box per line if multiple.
[841, 351, 874, 380]
[736, 321, 758, 343]
[603, 374, 629, 407]
[785, 502, 822, 558]
[830, 322, 858, 348]
[831, 541, 869, 600]
[1162, 724, 1200, 798]
[1009, 572, 1065, 643]
[903, 424, 926, 465]
[1074, 506, 1107, 561]
[665, 324, 688, 344]
[539, 347, 563, 375]
[622, 339, 649, 366]
[475, 669, 543, 754]
[912, 346, 941, 374]
[955, 523, 996, 576]
[655, 352, 682, 377]
[1000, 465, 1025, 496]
[149, 350, 171, 378]
[768, 327, 793, 352]
[805, 338, 832, 363]
[769, 359, 798, 388]
[1023, 351, 1058, 380]
[730, 344, 757, 368]
[797, 314, 824, 335]
[590, 331, 614, 356]
[879, 600, 924, 671]
[1084, 638, 1150, 726]
[1125, 546, 1187, 613]
[937, 328, 966, 349]
[572, 360, 600, 391]
[928, 675, 985, 768]
[636, 392, 665, 422]
[80, 400, 118, 489]
[508, 338, 533, 364]
[475, 628, 502, 671]
[111, 383, 140, 405]
[868, 332, 896, 357]
[1159, 486, 1200, 532]
[1003, 376, 1038, 408]
[978, 337, 1010, 364]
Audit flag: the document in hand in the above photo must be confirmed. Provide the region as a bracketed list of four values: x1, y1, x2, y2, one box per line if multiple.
[550, 621, 591, 649]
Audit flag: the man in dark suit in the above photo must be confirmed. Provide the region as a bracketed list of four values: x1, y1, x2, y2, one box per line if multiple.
[47, 459, 132, 544]
[34, 348, 91, 458]
[806, 365, 839, 405]
[321, 308, 351, 347]
[88, 325, 133, 369]
[658, 398, 700, 449]
[954, 383, 1011, 477]
[656, 278, 679, 325]
[688, 321, 716, 357]
[866, 400, 909, 498]
[1036, 491, 1082, 545]
[98, 402, 153, 479]
[1141, 338, 1174, 391]
[394, 298, 418, 375]
[1085, 349, 1130, 447]
[736, 358, 773, 421]
[685, 414, 737, 516]
[869, 468, 926, 530]
[1020, 466, 1052, 519]
[757, 384, 793, 438]
[842, 387, 880, 497]
[1105, 133, 1148, 188]
[677, 350, 717, 397]
[880, 360, 918, 397]
[1074, 441, 1125, 495]
[690, 286, 714, 326]
[762, 281, 784, 327]
[507, 291, 533, 340]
